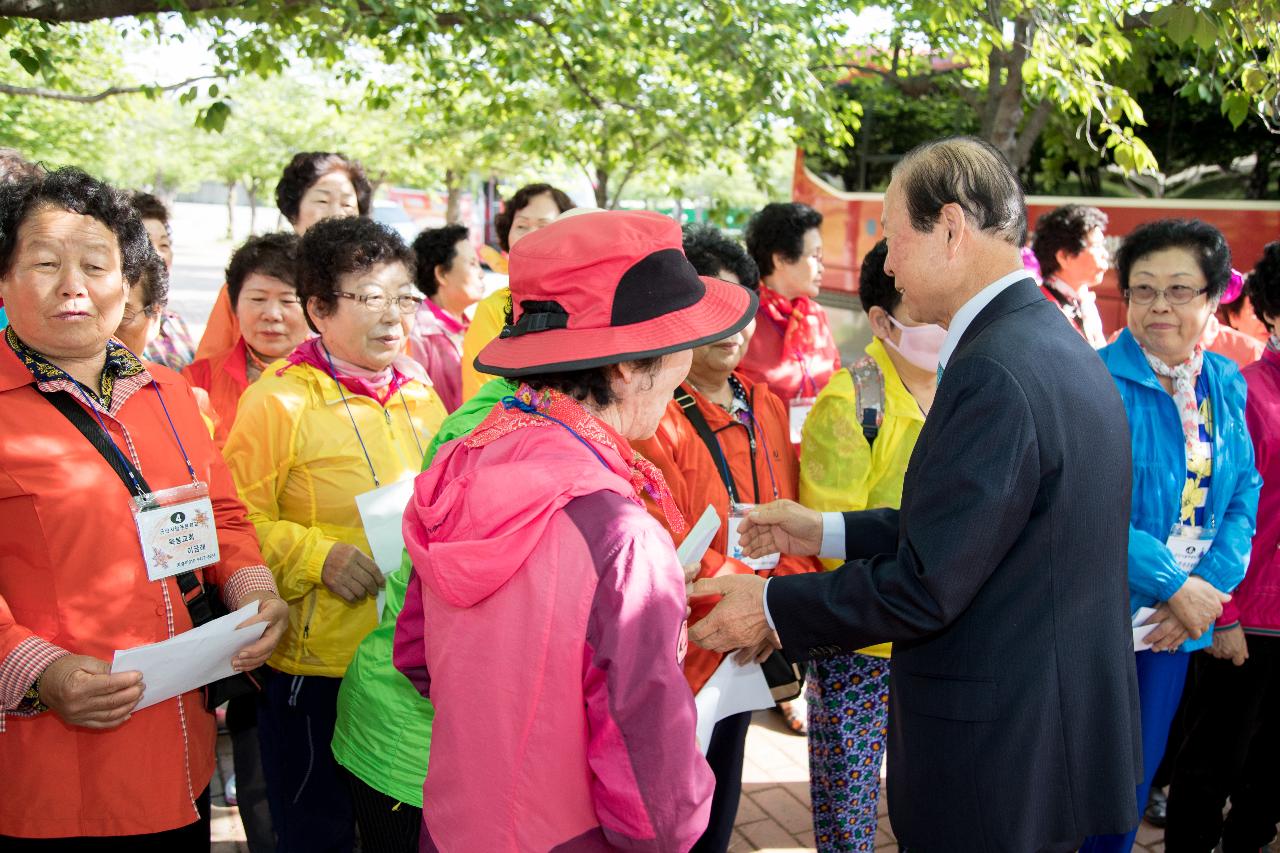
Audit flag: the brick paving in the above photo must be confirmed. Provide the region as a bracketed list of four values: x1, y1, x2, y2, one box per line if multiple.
[210, 710, 1275, 852]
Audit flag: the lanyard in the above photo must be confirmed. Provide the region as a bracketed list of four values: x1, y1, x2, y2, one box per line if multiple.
[61, 370, 198, 496]
[322, 345, 425, 488]
[501, 395, 612, 472]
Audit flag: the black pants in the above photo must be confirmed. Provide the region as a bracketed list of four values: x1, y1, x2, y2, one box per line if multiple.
[691, 711, 753, 853]
[1165, 637, 1280, 853]
[227, 694, 275, 853]
[258, 669, 355, 853]
[1, 787, 210, 852]
[339, 764, 422, 853]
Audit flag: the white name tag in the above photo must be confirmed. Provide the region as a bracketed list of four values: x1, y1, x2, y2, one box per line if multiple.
[134, 482, 220, 581]
[727, 504, 779, 572]
[789, 397, 815, 444]
[1166, 527, 1212, 574]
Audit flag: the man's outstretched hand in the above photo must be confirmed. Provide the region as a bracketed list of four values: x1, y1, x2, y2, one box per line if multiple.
[688, 574, 775, 653]
[737, 500, 824, 559]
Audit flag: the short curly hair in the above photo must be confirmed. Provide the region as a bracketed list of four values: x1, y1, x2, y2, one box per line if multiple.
[275, 151, 373, 226]
[681, 223, 760, 291]
[857, 240, 899, 315]
[411, 224, 470, 298]
[130, 191, 170, 233]
[1247, 241, 1280, 332]
[0, 167, 152, 286]
[297, 216, 416, 333]
[1031, 205, 1108, 280]
[1116, 218, 1232, 302]
[226, 231, 300, 307]
[745, 202, 823, 278]
[0, 148, 42, 184]
[493, 183, 575, 252]
[136, 248, 169, 311]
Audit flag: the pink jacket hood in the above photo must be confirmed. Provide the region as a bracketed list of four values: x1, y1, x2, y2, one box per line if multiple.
[404, 425, 637, 609]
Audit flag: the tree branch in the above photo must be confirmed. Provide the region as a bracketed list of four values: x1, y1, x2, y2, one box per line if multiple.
[0, 73, 219, 103]
[527, 14, 615, 112]
[809, 62, 969, 97]
[1012, 97, 1053, 168]
[0, 0, 243, 20]
[0, 0, 467, 27]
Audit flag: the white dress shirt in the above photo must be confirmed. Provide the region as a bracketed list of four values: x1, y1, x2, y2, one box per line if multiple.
[762, 268, 1029, 630]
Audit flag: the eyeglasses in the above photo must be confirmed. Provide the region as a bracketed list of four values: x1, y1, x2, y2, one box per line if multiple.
[333, 291, 424, 314]
[1126, 284, 1209, 306]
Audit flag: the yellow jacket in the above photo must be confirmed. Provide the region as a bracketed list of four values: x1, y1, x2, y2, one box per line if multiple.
[799, 338, 927, 658]
[459, 287, 509, 402]
[224, 361, 446, 676]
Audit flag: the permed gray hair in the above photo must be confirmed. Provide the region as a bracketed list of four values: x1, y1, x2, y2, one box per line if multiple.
[892, 136, 1027, 247]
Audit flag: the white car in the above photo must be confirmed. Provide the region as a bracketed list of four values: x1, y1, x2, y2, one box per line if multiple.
[372, 199, 420, 243]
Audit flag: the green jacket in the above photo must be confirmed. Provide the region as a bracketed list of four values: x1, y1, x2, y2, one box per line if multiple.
[331, 379, 514, 805]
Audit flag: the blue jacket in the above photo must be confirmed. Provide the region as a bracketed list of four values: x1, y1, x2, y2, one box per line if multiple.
[1099, 328, 1260, 652]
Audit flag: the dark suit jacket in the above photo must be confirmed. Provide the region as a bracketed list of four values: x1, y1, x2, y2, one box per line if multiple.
[769, 279, 1142, 852]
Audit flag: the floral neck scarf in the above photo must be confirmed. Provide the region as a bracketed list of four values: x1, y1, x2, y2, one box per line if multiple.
[758, 285, 839, 393]
[468, 383, 686, 534]
[7, 326, 145, 408]
[1142, 345, 1205, 457]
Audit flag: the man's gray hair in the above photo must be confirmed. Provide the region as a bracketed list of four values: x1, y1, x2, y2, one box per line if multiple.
[892, 136, 1027, 247]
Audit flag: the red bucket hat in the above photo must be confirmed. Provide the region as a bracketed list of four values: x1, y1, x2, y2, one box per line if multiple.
[475, 210, 757, 376]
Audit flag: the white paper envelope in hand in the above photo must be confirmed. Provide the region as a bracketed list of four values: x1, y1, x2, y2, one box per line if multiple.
[1132, 606, 1158, 652]
[111, 602, 268, 711]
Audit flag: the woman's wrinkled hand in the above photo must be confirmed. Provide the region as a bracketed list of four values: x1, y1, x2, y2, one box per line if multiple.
[1207, 623, 1248, 666]
[39, 654, 144, 730]
[1167, 576, 1230, 639]
[233, 593, 289, 671]
[321, 542, 384, 603]
[1143, 603, 1190, 653]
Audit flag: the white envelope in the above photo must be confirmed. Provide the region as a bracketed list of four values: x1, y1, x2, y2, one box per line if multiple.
[111, 602, 268, 711]
[1132, 606, 1158, 652]
[693, 656, 775, 755]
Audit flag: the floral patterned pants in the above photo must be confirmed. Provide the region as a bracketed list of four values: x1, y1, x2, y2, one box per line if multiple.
[806, 652, 890, 852]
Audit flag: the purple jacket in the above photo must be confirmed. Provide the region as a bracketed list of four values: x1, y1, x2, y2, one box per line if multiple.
[395, 407, 713, 851]
[1234, 347, 1280, 634]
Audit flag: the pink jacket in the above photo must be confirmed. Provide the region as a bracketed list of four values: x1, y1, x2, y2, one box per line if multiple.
[1232, 347, 1280, 634]
[395, 405, 713, 851]
[408, 301, 465, 413]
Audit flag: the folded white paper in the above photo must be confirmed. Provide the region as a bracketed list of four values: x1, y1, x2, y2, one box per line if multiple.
[111, 601, 268, 710]
[355, 477, 417, 617]
[693, 655, 775, 755]
[677, 504, 721, 568]
[1132, 606, 1158, 652]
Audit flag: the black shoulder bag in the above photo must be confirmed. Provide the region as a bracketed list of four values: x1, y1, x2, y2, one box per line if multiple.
[672, 386, 804, 702]
[45, 390, 265, 710]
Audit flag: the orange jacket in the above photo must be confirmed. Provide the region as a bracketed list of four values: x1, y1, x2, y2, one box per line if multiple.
[0, 345, 269, 838]
[182, 338, 251, 450]
[194, 284, 240, 361]
[633, 373, 821, 694]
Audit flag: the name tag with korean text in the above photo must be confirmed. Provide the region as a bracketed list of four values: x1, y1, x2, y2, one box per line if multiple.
[134, 482, 220, 581]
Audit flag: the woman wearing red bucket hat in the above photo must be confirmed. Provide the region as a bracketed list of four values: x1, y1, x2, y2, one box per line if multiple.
[394, 210, 757, 851]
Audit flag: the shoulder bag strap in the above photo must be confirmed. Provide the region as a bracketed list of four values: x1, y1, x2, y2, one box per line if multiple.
[673, 385, 740, 503]
[42, 390, 216, 626]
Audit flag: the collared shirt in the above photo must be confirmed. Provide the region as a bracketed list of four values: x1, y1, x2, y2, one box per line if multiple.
[937, 269, 1028, 370]
[5, 326, 149, 414]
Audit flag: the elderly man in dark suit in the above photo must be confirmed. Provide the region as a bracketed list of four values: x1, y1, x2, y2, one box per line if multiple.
[690, 136, 1142, 853]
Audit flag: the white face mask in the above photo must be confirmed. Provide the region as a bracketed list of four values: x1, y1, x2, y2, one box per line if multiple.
[883, 315, 947, 372]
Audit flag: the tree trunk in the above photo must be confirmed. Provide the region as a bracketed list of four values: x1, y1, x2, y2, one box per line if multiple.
[594, 166, 610, 209]
[247, 179, 261, 234]
[225, 180, 236, 240]
[445, 168, 462, 224]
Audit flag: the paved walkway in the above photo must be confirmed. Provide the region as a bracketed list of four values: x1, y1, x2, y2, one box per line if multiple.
[210, 710, 1272, 852]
